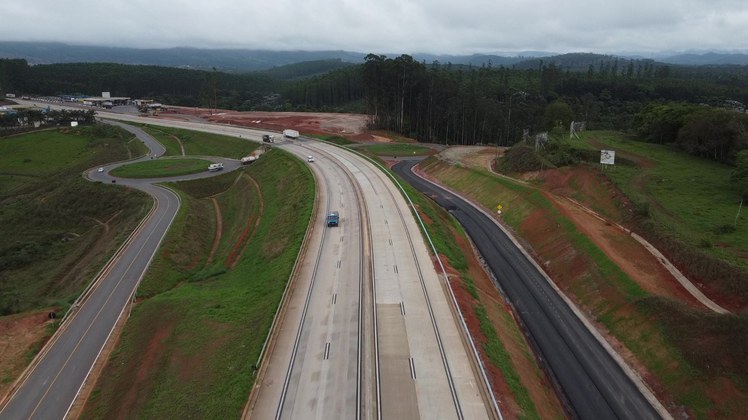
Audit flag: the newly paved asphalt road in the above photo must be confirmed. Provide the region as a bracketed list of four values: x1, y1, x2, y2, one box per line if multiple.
[393, 160, 664, 420]
[0, 122, 248, 420]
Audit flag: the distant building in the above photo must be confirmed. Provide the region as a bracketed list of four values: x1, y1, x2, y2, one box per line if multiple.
[82, 96, 130, 107]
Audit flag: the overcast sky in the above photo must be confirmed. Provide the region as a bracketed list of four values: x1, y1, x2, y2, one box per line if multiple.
[2, 0, 747, 55]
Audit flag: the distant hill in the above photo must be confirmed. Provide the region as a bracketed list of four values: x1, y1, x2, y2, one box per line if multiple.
[659, 52, 748, 66]
[0, 42, 556, 71]
[262, 59, 355, 80]
[0, 42, 367, 72]
[409, 53, 553, 67]
[3, 42, 747, 75]
[508, 53, 660, 72]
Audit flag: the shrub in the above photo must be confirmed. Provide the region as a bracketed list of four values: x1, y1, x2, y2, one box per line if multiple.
[500, 144, 546, 173]
[714, 224, 737, 235]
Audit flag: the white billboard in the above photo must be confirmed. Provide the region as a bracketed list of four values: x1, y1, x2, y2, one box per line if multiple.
[70, 121, 78, 127]
[600, 150, 615, 165]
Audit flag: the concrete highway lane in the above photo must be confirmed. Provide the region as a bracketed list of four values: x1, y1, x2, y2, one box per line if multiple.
[0, 121, 246, 420]
[392, 160, 665, 420]
[249, 141, 493, 420]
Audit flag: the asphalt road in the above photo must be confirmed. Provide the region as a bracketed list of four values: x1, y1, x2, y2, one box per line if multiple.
[0, 121, 248, 420]
[392, 160, 664, 420]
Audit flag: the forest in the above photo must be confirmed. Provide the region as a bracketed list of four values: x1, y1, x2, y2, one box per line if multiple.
[354, 54, 748, 164]
[2, 54, 747, 164]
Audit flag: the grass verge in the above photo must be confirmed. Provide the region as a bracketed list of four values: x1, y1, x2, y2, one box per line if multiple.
[420, 154, 748, 418]
[0, 125, 150, 315]
[141, 125, 257, 158]
[361, 143, 433, 156]
[110, 158, 213, 178]
[572, 131, 747, 269]
[81, 149, 314, 418]
[308, 134, 354, 145]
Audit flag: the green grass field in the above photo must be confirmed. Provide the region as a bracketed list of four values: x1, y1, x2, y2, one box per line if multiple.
[110, 158, 213, 178]
[141, 126, 257, 158]
[81, 149, 315, 418]
[309, 134, 354, 145]
[420, 153, 748, 418]
[360, 143, 433, 156]
[0, 130, 90, 177]
[571, 131, 747, 267]
[0, 125, 150, 315]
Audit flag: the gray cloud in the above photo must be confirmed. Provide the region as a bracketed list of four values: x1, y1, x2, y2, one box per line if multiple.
[1, 0, 746, 54]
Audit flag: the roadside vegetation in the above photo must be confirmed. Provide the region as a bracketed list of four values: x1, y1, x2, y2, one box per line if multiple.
[140, 125, 258, 158]
[359, 143, 433, 157]
[0, 125, 150, 394]
[81, 150, 314, 418]
[568, 131, 748, 306]
[420, 133, 748, 418]
[110, 158, 213, 178]
[309, 134, 353, 145]
[0, 125, 150, 314]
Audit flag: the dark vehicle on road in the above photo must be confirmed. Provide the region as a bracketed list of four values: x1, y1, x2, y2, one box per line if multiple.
[326, 211, 339, 227]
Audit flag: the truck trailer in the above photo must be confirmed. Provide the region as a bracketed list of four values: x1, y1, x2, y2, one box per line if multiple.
[283, 129, 299, 139]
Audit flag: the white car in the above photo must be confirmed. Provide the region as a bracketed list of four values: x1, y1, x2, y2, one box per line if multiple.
[307, 156, 315, 162]
[97, 167, 104, 173]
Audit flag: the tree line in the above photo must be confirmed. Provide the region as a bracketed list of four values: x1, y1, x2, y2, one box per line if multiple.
[635, 103, 748, 164]
[2, 55, 747, 162]
[356, 54, 748, 151]
[1, 108, 96, 131]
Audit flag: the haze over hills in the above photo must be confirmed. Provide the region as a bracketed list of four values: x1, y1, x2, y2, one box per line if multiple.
[2, 42, 748, 72]
[0, 42, 367, 72]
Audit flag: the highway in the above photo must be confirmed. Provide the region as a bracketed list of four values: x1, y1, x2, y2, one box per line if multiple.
[249, 140, 493, 419]
[1, 107, 496, 419]
[393, 160, 668, 419]
[0, 102, 666, 419]
[0, 122, 249, 420]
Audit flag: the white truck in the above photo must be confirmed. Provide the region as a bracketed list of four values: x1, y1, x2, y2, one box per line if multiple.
[283, 129, 299, 139]
[208, 162, 224, 172]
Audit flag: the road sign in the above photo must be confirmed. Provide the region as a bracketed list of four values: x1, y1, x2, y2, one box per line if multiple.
[600, 150, 615, 165]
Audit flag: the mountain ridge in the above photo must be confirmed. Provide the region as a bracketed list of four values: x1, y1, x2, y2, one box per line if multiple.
[2, 41, 747, 71]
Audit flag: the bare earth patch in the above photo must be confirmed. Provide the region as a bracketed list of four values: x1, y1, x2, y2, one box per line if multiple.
[226, 174, 264, 269]
[441, 146, 727, 312]
[439, 146, 504, 170]
[0, 310, 54, 401]
[159, 107, 371, 140]
[550, 193, 703, 307]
